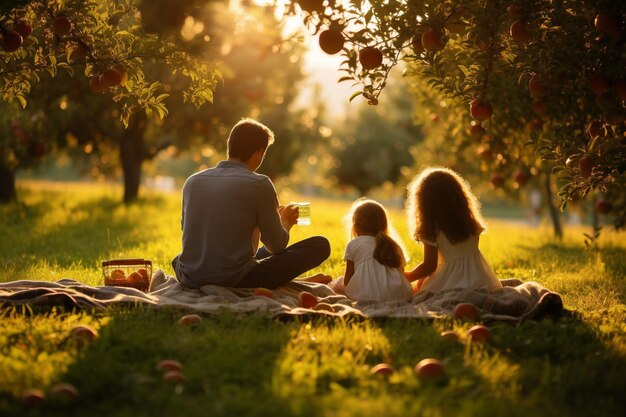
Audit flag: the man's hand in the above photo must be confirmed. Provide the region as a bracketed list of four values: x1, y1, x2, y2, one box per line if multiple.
[278, 204, 299, 231]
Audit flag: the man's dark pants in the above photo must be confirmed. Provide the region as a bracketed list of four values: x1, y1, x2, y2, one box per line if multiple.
[173, 236, 331, 289]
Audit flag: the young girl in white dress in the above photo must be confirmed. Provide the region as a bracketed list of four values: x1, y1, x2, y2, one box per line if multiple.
[329, 199, 413, 302]
[404, 167, 502, 293]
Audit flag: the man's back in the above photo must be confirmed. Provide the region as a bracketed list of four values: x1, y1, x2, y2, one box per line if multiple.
[175, 160, 288, 288]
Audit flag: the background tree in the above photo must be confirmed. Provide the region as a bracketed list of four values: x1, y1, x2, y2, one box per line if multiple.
[330, 77, 421, 195]
[1, 1, 317, 203]
[288, 0, 626, 234]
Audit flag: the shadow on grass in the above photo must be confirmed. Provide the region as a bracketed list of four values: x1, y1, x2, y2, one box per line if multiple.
[1, 194, 171, 277]
[28, 309, 310, 417]
[510, 242, 626, 304]
[376, 314, 626, 417]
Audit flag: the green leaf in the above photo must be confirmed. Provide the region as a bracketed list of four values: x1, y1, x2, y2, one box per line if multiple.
[349, 91, 363, 102]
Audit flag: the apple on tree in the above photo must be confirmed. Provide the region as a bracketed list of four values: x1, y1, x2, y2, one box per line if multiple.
[319, 29, 344, 55]
[359, 46, 383, 70]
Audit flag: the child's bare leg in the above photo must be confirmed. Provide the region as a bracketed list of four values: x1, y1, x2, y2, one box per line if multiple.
[328, 277, 346, 295]
[301, 273, 333, 284]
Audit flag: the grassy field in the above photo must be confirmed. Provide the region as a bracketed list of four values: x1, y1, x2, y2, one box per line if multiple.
[1, 181, 625, 417]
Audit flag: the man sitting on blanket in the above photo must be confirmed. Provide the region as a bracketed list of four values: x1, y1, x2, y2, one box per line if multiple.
[172, 118, 331, 289]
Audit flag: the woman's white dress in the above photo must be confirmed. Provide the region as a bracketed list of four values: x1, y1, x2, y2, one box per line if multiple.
[341, 236, 413, 302]
[419, 232, 502, 293]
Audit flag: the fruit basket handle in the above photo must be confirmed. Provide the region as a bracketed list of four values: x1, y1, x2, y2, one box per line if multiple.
[102, 259, 152, 267]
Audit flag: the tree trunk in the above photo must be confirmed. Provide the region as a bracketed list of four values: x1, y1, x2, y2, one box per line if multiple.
[544, 171, 563, 239]
[0, 165, 17, 204]
[119, 114, 146, 204]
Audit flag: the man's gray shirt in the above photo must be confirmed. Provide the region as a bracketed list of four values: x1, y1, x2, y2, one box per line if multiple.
[174, 160, 289, 288]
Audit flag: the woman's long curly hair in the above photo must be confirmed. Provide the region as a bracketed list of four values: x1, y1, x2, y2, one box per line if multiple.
[348, 199, 406, 269]
[406, 167, 486, 244]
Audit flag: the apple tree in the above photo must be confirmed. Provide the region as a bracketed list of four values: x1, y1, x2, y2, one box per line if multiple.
[0, 0, 220, 203]
[288, 0, 626, 232]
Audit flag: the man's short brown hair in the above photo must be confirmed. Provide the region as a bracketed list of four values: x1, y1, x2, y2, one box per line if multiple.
[227, 118, 275, 161]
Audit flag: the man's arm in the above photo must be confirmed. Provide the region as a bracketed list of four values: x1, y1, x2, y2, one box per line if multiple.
[256, 178, 290, 253]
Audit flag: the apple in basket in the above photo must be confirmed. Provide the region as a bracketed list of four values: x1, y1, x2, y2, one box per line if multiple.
[110, 269, 125, 279]
[128, 271, 149, 288]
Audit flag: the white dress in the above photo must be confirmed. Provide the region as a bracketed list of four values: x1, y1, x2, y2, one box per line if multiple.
[341, 236, 413, 302]
[419, 232, 502, 293]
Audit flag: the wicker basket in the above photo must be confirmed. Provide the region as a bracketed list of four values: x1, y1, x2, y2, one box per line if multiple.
[102, 258, 152, 292]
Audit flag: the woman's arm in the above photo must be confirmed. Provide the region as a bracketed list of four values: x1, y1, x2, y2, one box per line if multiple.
[342, 260, 355, 286]
[404, 244, 438, 282]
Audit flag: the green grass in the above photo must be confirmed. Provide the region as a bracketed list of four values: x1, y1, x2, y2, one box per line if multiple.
[1, 181, 625, 417]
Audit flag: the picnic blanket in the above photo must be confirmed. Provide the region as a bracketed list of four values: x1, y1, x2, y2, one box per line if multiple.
[0, 270, 564, 321]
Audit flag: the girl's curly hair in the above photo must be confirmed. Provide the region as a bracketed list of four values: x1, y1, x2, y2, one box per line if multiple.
[406, 167, 486, 244]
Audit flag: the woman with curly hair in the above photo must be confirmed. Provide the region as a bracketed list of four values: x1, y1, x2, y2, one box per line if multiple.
[404, 167, 502, 293]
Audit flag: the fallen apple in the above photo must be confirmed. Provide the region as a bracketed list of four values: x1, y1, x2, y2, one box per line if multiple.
[453, 303, 479, 320]
[50, 383, 80, 400]
[467, 325, 492, 343]
[253, 287, 274, 298]
[299, 291, 318, 309]
[21, 388, 46, 408]
[163, 370, 187, 383]
[440, 330, 461, 343]
[178, 314, 202, 326]
[370, 363, 394, 375]
[70, 324, 98, 342]
[156, 359, 183, 372]
[414, 358, 445, 380]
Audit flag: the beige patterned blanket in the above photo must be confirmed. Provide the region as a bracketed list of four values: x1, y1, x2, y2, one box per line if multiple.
[0, 270, 563, 321]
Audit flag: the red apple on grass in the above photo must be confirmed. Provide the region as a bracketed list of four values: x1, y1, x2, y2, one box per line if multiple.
[21, 388, 46, 408]
[453, 303, 480, 320]
[178, 314, 202, 326]
[414, 358, 445, 381]
[50, 383, 80, 400]
[163, 370, 187, 383]
[253, 287, 274, 298]
[370, 363, 394, 375]
[70, 324, 98, 343]
[156, 359, 183, 372]
[299, 291, 318, 309]
[440, 330, 461, 343]
[467, 325, 492, 343]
